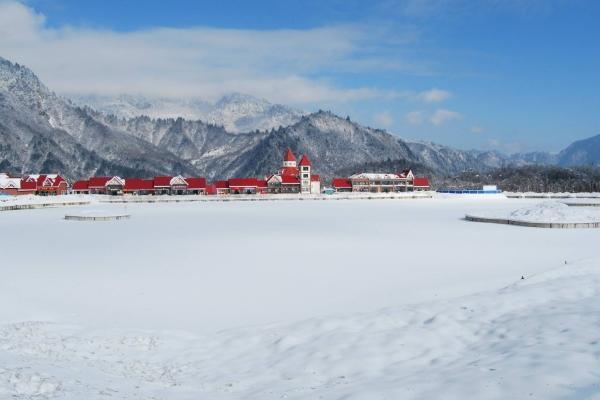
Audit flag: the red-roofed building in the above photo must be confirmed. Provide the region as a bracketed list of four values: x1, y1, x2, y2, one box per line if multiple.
[72, 180, 90, 194]
[205, 183, 217, 195]
[332, 169, 430, 193]
[413, 177, 430, 191]
[284, 148, 296, 163]
[124, 178, 155, 195]
[332, 178, 352, 192]
[186, 177, 207, 194]
[18, 178, 37, 195]
[21, 174, 68, 195]
[0, 173, 23, 195]
[215, 180, 229, 195]
[228, 178, 260, 194]
[88, 177, 111, 194]
[266, 149, 320, 194]
[153, 176, 173, 195]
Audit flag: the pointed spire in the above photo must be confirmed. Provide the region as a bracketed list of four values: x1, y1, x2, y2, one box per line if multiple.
[298, 154, 311, 167]
[284, 148, 296, 162]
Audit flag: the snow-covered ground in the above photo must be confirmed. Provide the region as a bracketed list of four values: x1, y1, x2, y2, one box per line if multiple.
[470, 200, 600, 223]
[1, 197, 600, 398]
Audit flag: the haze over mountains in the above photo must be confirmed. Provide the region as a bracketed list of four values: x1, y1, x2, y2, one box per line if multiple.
[1, 56, 599, 182]
[72, 93, 305, 134]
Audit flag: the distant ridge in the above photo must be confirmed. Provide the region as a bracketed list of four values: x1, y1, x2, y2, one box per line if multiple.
[1, 56, 598, 182]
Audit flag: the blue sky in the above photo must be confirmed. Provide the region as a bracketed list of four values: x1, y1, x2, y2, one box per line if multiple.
[2, 0, 600, 152]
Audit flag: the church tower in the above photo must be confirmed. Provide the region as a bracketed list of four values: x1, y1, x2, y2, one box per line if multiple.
[298, 154, 312, 193]
[283, 148, 297, 168]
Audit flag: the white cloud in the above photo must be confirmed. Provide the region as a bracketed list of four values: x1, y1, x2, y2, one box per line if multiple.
[430, 109, 461, 126]
[374, 111, 394, 128]
[0, 1, 422, 105]
[405, 110, 425, 125]
[417, 88, 452, 103]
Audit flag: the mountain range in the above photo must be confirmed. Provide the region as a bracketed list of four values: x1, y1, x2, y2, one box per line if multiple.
[1, 56, 599, 183]
[71, 93, 305, 134]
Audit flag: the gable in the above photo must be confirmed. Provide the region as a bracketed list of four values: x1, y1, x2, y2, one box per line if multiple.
[106, 176, 125, 187]
[170, 176, 188, 186]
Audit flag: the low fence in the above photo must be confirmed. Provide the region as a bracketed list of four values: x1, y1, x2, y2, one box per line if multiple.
[64, 214, 130, 221]
[465, 214, 600, 229]
[99, 192, 434, 204]
[506, 192, 600, 199]
[0, 201, 91, 212]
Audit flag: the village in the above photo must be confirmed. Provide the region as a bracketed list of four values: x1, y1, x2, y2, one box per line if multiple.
[0, 149, 430, 197]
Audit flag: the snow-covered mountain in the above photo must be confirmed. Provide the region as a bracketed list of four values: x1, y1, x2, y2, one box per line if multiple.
[71, 93, 305, 133]
[0, 57, 198, 180]
[557, 134, 600, 166]
[2, 56, 594, 183]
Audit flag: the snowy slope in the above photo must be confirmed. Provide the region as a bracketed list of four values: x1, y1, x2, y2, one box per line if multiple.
[71, 92, 305, 133]
[0, 57, 198, 180]
[1, 198, 600, 398]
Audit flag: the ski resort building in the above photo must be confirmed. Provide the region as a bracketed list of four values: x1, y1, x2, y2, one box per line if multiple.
[0, 173, 68, 196]
[332, 171, 430, 192]
[265, 149, 321, 194]
[73, 176, 207, 195]
[201, 149, 321, 195]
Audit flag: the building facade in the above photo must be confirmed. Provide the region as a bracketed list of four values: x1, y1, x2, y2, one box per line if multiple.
[332, 170, 430, 192]
[266, 149, 320, 194]
[1, 173, 68, 196]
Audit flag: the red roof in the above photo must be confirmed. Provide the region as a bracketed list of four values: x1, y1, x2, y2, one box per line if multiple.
[36, 175, 47, 187]
[257, 179, 267, 188]
[311, 174, 320, 182]
[153, 176, 173, 187]
[125, 178, 154, 191]
[19, 179, 37, 191]
[280, 167, 298, 177]
[228, 178, 258, 187]
[72, 180, 89, 190]
[332, 178, 352, 189]
[413, 177, 430, 187]
[215, 180, 229, 189]
[88, 177, 111, 188]
[298, 154, 311, 166]
[284, 148, 296, 162]
[281, 175, 300, 184]
[185, 177, 206, 189]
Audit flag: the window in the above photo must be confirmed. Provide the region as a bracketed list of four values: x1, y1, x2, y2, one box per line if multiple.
[302, 173, 309, 178]
[302, 166, 309, 171]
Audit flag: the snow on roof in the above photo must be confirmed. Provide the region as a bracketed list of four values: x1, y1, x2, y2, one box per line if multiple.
[349, 173, 405, 180]
[169, 176, 188, 186]
[0, 176, 20, 189]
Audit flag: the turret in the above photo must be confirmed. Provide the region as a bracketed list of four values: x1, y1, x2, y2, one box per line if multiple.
[299, 154, 312, 193]
[283, 148, 297, 168]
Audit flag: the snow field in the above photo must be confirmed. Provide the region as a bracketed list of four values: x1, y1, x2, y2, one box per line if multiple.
[470, 200, 600, 223]
[2, 197, 600, 398]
